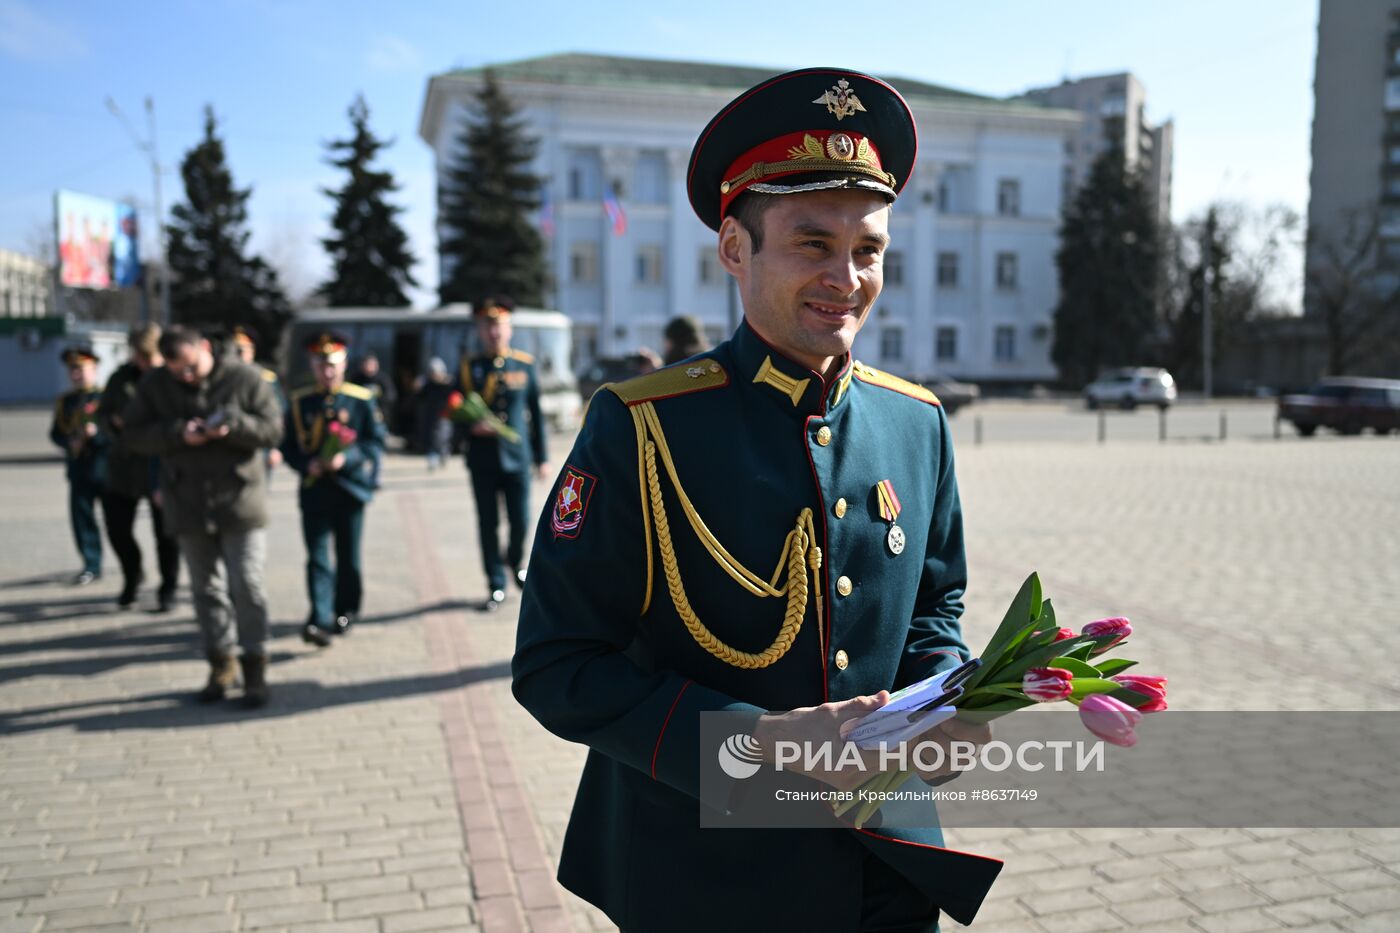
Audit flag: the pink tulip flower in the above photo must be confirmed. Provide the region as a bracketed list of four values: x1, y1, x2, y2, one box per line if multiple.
[1082, 617, 1132, 653]
[1079, 694, 1142, 747]
[1023, 667, 1074, 702]
[1111, 674, 1168, 712]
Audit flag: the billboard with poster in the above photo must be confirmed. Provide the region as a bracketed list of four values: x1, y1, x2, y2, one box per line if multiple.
[55, 190, 140, 290]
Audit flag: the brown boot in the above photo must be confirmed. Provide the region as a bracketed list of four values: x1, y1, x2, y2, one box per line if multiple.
[240, 654, 270, 709]
[197, 654, 239, 703]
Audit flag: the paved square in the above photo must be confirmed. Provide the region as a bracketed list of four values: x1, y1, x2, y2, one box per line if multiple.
[1, 404, 1396, 932]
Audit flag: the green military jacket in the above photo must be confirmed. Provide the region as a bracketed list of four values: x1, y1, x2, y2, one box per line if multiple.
[458, 349, 546, 475]
[513, 320, 1001, 932]
[280, 382, 386, 504]
[50, 387, 108, 486]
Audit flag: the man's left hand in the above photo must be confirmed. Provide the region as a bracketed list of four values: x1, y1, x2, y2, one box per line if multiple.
[535, 462, 551, 482]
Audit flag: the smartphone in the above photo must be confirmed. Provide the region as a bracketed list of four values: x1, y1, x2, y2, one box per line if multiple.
[203, 409, 228, 430]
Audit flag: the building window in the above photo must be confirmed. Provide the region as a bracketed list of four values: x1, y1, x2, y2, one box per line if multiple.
[937, 182, 949, 212]
[935, 327, 957, 361]
[635, 245, 663, 285]
[1390, 145, 1400, 165]
[572, 324, 598, 367]
[885, 250, 904, 286]
[936, 252, 959, 288]
[565, 147, 602, 201]
[997, 179, 1021, 217]
[570, 241, 599, 283]
[995, 252, 1019, 290]
[994, 326, 1016, 362]
[698, 248, 719, 285]
[1388, 78, 1400, 112]
[633, 151, 668, 205]
[880, 327, 903, 363]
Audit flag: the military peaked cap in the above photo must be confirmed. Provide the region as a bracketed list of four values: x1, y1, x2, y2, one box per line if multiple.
[687, 67, 918, 231]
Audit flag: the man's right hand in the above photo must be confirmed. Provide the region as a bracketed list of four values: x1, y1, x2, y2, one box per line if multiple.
[183, 419, 230, 446]
[752, 692, 890, 792]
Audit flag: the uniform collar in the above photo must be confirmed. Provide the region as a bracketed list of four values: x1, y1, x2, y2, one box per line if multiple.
[730, 318, 854, 419]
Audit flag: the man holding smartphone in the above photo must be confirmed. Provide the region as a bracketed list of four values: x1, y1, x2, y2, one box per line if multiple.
[123, 325, 284, 708]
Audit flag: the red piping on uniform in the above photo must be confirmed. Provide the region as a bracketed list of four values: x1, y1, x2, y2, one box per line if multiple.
[916, 649, 960, 663]
[651, 680, 693, 780]
[801, 414, 832, 702]
[854, 827, 1005, 865]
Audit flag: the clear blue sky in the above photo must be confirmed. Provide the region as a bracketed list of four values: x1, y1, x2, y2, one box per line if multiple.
[0, 0, 1318, 308]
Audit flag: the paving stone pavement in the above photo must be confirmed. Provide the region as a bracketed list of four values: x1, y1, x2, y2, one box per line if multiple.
[0, 405, 1396, 933]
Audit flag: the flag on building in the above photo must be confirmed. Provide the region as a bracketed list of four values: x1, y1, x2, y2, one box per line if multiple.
[539, 189, 555, 239]
[602, 185, 627, 236]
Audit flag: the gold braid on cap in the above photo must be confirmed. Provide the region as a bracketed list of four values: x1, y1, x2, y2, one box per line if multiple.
[628, 401, 824, 669]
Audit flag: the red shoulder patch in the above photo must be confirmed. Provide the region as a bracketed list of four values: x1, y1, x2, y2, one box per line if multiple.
[551, 465, 597, 539]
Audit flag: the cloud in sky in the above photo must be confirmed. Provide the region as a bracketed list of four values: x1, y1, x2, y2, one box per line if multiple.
[367, 35, 423, 74]
[0, 0, 87, 63]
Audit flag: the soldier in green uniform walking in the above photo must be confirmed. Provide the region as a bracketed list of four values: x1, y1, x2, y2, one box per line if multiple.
[458, 298, 548, 611]
[281, 332, 386, 647]
[50, 345, 108, 585]
[512, 69, 1001, 932]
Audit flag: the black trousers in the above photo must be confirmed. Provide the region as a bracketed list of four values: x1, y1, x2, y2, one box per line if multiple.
[468, 466, 529, 592]
[101, 491, 179, 594]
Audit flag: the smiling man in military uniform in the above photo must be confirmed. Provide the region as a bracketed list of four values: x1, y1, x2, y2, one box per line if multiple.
[512, 69, 1002, 932]
[459, 298, 548, 611]
[281, 332, 386, 647]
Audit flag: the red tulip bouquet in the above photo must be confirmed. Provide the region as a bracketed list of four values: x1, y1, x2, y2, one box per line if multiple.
[838, 572, 1166, 827]
[442, 390, 520, 443]
[304, 420, 358, 488]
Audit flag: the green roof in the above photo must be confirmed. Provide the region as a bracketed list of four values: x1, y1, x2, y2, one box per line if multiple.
[441, 52, 1017, 107]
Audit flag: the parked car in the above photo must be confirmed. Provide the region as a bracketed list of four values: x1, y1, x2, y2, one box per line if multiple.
[1083, 367, 1177, 410]
[1277, 377, 1400, 437]
[577, 354, 659, 404]
[924, 378, 980, 416]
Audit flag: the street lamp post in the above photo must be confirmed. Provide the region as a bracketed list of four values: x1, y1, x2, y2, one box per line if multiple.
[105, 95, 171, 326]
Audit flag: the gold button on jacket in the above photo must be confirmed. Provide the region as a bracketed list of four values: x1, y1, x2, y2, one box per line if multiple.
[836, 575, 853, 596]
[834, 649, 849, 670]
[834, 497, 847, 518]
[815, 426, 832, 446]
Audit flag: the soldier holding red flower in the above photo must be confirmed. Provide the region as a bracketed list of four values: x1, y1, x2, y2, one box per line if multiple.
[50, 345, 109, 585]
[281, 331, 386, 647]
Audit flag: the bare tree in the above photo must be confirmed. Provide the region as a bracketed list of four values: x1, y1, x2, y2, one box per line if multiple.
[1306, 208, 1400, 375]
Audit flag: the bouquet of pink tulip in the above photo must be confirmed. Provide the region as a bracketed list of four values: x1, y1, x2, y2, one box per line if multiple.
[304, 420, 358, 488]
[838, 572, 1165, 827]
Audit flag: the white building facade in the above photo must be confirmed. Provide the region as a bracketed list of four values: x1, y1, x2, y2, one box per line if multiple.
[420, 55, 1080, 385]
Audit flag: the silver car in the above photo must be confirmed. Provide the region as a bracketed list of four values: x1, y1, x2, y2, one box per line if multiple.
[1083, 368, 1178, 410]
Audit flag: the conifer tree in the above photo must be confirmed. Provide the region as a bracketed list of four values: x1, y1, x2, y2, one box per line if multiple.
[438, 69, 546, 306]
[165, 106, 291, 355]
[1051, 143, 1160, 386]
[319, 94, 417, 307]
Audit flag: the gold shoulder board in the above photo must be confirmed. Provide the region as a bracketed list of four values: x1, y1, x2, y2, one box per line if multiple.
[852, 362, 941, 406]
[339, 383, 374, 401]
[260, 367, 278, 383]
[510, 348, 535, 365]
[606, 359, 729, 405]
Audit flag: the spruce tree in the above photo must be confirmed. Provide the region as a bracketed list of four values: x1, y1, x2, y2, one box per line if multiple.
[319, 95, 417, 307]
[438, 69, 546, 307]
[1051, 143, 1160, 387]
[166, 106, 291, 356]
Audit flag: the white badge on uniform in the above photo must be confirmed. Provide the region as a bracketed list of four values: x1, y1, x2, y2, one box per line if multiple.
[875, 479, 904, 555]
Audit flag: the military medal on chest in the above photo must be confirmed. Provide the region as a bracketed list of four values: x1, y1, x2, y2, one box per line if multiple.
[875, 479, 904, 555]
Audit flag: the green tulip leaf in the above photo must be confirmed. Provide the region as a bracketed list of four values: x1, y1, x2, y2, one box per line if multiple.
[1048, 657, 1101, 679]
[1094, 657, 1139, 677]
[1069, 677, 1124, 700]
[965, 573, 1042, 690]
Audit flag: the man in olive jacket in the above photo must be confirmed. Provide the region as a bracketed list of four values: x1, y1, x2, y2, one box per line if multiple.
[123, 326, 284, 708]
